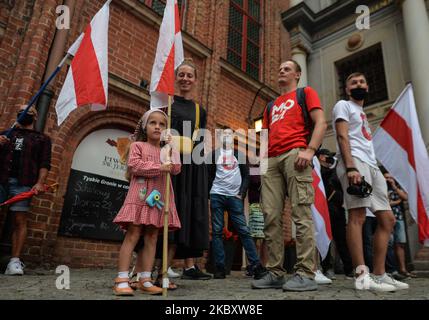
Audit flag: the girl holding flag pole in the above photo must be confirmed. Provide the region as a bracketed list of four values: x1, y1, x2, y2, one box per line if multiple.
[112, 109, 181, 296]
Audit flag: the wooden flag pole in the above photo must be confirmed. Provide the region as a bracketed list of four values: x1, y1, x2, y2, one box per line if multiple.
[162, 95, 173, 297]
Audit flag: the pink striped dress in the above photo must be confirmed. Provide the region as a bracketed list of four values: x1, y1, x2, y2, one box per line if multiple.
[113, 141, 181, 231]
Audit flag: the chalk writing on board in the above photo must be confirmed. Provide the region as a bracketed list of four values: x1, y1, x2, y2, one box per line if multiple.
[58, 169, 128, 241]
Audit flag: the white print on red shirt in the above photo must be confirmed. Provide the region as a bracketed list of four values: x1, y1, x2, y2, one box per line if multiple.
[271, 99, 295, 125]
[360, 113, 372, 141]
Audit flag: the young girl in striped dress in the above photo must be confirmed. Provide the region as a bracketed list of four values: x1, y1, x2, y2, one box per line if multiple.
[112, 109, 181, 296]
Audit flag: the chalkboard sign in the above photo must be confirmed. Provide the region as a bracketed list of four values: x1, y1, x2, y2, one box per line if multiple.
[58, 169, 129, 241]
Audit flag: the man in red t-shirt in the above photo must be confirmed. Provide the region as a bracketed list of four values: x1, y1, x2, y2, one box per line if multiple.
[251, 60, 327, 292]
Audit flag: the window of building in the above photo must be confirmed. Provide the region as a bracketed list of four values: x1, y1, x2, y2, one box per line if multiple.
[143, 0, 185, 21]
[335, 43, 388, 107]
[227, 0, 262, 80]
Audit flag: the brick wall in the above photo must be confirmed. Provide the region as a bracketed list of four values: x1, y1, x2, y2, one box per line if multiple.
[0, 0, 290, 269]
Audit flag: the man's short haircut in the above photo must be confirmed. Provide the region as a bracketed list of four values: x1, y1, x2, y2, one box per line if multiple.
[346, 72, 366, 85]
[281, 59, 302, 84]
[284, 59, 302, 73]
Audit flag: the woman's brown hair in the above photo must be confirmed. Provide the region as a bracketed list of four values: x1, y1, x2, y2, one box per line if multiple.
[175, 58, 197, 79]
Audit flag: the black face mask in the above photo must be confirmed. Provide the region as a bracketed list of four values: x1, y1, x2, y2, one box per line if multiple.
[350, 88, 367, 101]
[17, 112, 34, 126]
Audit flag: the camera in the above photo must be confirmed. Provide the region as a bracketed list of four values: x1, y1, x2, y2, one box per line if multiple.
[347, 176, 373, 198]
[316, 149, 337, 169]
[325, 156, 336, 165]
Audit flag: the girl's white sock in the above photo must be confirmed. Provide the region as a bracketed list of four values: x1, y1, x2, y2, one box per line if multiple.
[141, 271, 153, 288]
[117, 271, 130, 289]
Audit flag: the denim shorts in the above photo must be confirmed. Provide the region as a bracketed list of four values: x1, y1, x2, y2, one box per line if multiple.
[393, 220, 406, 244]
[0, 178, 32, 212]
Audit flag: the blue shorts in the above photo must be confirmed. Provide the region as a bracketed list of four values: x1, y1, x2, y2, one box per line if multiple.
[0, 178, 32, 212]
[393, 220, 406, 244]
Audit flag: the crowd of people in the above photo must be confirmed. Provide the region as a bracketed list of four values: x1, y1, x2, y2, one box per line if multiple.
[0, 58, 416, 296]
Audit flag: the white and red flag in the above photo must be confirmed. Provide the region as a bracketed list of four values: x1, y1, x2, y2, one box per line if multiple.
[55, 0, 110, 125]
[311, 157, 333, 259]
[373, 84, 429, 244]
[150, 0, 184, 109]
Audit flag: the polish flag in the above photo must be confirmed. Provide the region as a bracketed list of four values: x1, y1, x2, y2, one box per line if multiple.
[55, 1, 110, 125]
[373, 84, 429, 244]
[150, 0, 184, 109]
[311, 157, 333, 259]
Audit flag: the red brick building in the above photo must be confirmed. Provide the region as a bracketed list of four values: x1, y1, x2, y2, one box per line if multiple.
[0, 0, 293, 269]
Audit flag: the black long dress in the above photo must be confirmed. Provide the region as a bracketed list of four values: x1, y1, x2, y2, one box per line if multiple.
[168, 95, 209, 258]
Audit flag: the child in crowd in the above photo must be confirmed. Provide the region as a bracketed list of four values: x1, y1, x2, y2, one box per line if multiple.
[112, 109, 181, 296]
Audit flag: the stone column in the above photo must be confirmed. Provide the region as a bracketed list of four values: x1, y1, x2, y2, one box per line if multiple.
[291, 47, 308, 87]
[401, 0, 429, 146]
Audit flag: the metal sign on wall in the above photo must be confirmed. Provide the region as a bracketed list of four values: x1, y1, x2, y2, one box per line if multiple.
[58, 129, 131, 241]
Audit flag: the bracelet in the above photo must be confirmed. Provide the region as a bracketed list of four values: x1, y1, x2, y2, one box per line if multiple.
[346, 167, 358, 173]
[307, 146, 317, 153]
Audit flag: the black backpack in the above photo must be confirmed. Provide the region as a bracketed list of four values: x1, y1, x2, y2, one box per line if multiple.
[265, 87, 313, 143]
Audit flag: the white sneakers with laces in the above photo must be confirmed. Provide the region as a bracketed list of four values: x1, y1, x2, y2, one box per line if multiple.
[376, 273, 409, 290]
[355, 273, 396, 292]
[353, 264, 410, 292]
[314, 270, 332, 285]
[5, 259, 25, 275]
[167, 267, 180, 278]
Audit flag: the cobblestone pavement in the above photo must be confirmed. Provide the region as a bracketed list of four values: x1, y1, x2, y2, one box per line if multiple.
[1, 268, 428, 300]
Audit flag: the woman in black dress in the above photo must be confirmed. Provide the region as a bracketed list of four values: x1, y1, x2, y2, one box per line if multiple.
[160, 59, 211, 280]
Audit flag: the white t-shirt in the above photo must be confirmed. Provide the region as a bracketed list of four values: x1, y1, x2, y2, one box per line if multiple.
[210, 149, 242, 196]
[332, 100, 378, 168]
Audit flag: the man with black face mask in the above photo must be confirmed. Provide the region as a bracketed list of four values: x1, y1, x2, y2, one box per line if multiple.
[332, 73, 408, 291]
[0, 106, 51, 275]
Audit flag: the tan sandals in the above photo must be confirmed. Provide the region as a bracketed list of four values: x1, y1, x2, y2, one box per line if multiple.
[113, 277, 135, 296]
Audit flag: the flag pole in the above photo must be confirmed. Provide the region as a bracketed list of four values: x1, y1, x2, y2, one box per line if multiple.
[162, 95, 173, 297]
[5, 53, 71, 137]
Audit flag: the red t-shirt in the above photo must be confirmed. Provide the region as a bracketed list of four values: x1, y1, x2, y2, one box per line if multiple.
[262, 86, 322, 157]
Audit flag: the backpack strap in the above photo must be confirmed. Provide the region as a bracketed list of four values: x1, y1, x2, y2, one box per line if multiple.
[296, 87, 311, 134]
[192, 103, 200, 142]
[265, 101, 275, 126]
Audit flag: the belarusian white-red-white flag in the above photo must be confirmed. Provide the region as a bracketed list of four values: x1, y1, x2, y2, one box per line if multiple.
[311, 157, 333, 259]
[150, 0, 184, 109]
[55, 0, 110, 125]
[373, 84, 429, 244]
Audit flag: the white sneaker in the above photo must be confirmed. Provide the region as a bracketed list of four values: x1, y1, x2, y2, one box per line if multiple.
[5, 259, 25, 275]
[314, 270, 332, 284]
[377, 273, 409, 290]
[354, 273, 396, 292]
[167, 267, 180, 278]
